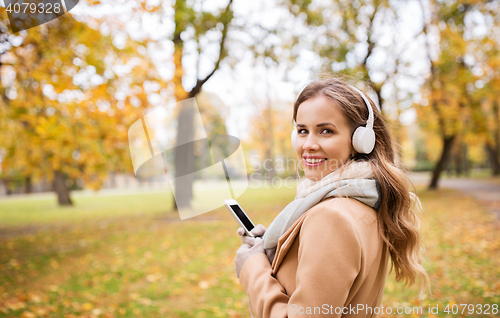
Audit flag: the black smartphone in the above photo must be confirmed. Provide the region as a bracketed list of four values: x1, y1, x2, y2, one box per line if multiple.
[224, 199, 255, 237]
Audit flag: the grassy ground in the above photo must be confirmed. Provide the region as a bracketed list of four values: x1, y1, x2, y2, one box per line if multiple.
[0, 185, 499, 317]
[0, 188, 173, 226]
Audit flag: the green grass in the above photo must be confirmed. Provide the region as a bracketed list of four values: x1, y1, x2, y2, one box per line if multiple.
[0, 190, 173, 226]
[0, 185, 499, 317]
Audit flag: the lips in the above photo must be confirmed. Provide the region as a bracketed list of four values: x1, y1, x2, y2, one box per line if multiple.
[303, 156, 327, 167]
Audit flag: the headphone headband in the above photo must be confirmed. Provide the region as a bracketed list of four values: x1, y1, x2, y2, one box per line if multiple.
[349, 85, 374, 129]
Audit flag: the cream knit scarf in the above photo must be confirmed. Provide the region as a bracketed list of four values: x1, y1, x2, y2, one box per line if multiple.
[262, 160, 381, 263]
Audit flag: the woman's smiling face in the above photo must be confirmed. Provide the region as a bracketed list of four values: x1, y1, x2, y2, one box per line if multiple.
[295, 95, 355, 181]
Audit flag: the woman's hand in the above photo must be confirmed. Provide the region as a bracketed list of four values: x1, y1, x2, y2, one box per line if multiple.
[234, 224, 266, 278]
[234, 237, 265, 278]
[236, 224, 266, 246]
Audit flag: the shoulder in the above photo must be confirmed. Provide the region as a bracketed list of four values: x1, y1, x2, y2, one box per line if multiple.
[306, 197, 377, 224]
[300, 197, 378, 244]
[300, 198, 361, 240]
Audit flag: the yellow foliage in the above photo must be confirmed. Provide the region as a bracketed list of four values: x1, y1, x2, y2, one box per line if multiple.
[0, 14, 162, 192]
[415, 0, 500, 169]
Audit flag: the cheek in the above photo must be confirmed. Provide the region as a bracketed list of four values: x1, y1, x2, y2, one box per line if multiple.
[324, 137, 352, 155]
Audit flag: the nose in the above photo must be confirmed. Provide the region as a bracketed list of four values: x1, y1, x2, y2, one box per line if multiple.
[302, 134, 320, 151]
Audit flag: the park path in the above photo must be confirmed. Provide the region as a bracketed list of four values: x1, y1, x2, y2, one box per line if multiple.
[408, 172, 500, 220]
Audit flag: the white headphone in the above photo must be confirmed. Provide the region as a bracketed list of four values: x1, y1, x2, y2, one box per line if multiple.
[291, 85, 376, 154]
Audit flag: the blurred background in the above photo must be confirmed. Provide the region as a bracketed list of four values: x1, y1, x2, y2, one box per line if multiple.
[0, 0, 499, 317]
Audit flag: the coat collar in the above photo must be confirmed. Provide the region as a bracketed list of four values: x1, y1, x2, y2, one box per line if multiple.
[271, 197, 336, 275]
[271, 210, 307, 275]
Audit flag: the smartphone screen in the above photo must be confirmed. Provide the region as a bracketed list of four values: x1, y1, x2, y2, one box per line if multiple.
[230, 204, 255, 232]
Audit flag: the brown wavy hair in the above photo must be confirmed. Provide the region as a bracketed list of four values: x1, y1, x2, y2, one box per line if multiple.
[293, 77, 431, 298]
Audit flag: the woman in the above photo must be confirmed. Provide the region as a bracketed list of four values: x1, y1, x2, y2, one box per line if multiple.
[234, 77, 430, 318]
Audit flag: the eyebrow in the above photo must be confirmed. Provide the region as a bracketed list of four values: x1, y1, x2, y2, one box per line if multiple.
[296, 122, 337, 129]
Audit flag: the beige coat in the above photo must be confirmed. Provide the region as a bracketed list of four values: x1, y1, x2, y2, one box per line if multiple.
[239, 197, 389, 318]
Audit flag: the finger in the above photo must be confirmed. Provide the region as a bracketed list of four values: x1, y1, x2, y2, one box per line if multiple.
[252, 238, 265, 251]
[237, 243, 251, 252]
[241, 236, 255, 246]
[251, 224, 266, 236]
[237, 227, 245, 236]
[252, 237, 263, 247]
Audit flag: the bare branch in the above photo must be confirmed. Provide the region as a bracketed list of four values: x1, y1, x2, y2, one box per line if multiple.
[188, 0, 233, 98]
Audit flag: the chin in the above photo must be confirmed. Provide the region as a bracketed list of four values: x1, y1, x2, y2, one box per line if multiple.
[304, 169, 338, 181]
[304, 173, 322, 182]
[306, 177, 320, 182]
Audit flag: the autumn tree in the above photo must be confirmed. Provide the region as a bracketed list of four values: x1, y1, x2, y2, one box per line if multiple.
[0, 12, 161, 205]
[471, 14, 500, 176]
[82, 0, 236, 210]
[417, 0, 498, 188]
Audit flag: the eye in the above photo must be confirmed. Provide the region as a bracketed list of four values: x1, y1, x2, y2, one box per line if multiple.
[298, 129, 308, 134]
[321, 128, 334, 134]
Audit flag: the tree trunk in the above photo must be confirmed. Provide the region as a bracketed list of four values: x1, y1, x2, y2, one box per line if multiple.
[53, 170, 73, 206]
[429, 135, 456, 190]
[486, 143, 500, 176]
[25, 176, 32, 194]
[491, 101, 500, 176]
[171, 0, 188, 212]
[173, 102, 195, 209]
[463, 144, 470, 177]
[454, 142, 463, 177]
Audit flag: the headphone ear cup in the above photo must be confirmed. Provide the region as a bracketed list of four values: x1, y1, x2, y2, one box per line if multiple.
[291, 129, 297, 152]
[352, 127, 375, 154]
